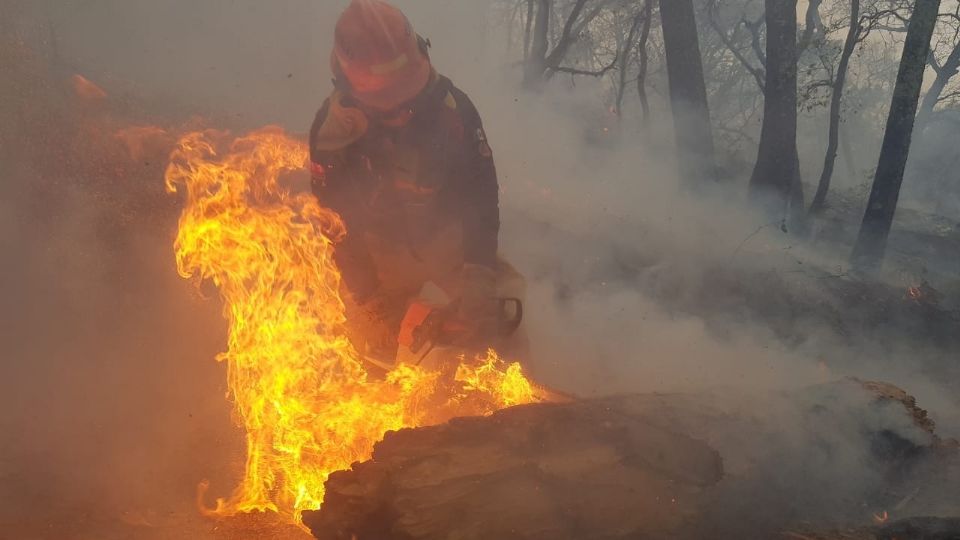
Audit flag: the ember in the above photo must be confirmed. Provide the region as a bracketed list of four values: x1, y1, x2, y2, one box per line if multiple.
[904, 280, 941, 306]
[906, 286, 924, 303]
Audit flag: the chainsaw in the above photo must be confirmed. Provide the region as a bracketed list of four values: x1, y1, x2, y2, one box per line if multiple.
[361, 295, 574, 405]
[362, 297, 523, 373]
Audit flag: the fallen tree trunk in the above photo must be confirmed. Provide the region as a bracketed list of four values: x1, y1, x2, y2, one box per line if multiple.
[304, 380, 958, 540]
[307, 398, 724, 540]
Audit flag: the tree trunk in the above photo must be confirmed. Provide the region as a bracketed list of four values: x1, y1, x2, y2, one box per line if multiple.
[637, 0, 653, 126]
[915, 42, 960, 133]
[307, 397, 724, 540]
[522, 0, 535, 63]
[749, 0, 802, 224]
[809, 0, 860, 215]
[523, 0, 550, 89]
[615, 1, 653, 124]
[841, 122, 858, 179]
[851, 0, 941, 272]
[659, 0, 718, 186]
[798, 0, 823, 53]
[615, 10, 644, 118]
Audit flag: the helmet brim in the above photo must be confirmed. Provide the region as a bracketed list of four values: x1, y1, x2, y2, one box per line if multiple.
[336, 51, 432, 111]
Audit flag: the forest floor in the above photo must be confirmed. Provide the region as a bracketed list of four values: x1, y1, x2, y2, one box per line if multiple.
[502, 201, 960, 415]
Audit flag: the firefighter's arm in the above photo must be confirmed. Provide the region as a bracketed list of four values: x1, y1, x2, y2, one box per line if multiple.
[453, 90, 500, 270]
[309, 99, 380, 302]
[451, 89, 500, 325]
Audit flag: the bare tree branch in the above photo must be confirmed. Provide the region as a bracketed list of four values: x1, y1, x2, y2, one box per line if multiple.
[544, 0, 591, 67]
[553, 53, 619, 76]
[798, 0, 824, 53]
[636, 0, 654, 124]
[707, 0, 766, 92]
[523, 0, 535, 62]
[616, 8, 645, 116]
[744, 15, 767, 65]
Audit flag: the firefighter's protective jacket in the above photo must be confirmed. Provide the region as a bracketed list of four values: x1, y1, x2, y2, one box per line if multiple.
[309, 74, 499, 302]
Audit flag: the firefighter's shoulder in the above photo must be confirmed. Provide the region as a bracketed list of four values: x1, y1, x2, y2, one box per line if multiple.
[446, 84, 493, 159]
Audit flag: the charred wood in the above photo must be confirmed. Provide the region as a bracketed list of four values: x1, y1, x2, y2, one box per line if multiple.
[304, 380, 957, 540]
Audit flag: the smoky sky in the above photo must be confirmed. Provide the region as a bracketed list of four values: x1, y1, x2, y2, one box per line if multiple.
[28, 0, 490, 128]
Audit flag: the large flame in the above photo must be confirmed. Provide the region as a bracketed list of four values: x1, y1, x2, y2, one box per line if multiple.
[164, 127, 535, 524]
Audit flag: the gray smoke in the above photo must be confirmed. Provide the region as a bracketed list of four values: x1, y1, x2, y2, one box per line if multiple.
[1, 1, 957, 538]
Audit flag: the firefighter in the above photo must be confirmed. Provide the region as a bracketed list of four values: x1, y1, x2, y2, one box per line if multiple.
[310, 0, 524, 359]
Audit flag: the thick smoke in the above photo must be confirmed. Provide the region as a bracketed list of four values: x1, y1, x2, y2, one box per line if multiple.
[1, 0, 957, 537]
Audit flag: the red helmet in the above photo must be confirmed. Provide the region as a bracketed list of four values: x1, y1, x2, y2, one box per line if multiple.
[332, 0, 432, 111]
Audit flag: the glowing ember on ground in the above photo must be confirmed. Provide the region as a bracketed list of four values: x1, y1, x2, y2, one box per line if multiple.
[906, 286, 924, 303]
[164, 127, 536, 526]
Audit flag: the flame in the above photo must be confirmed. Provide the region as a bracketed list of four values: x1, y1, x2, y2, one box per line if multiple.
[164, 127, 536, 525]
[71, 73, 107, 100]
[455, 349, 536, 411]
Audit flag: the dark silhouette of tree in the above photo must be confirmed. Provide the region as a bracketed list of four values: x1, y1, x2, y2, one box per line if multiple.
[916, 34, 960, 131]
[522, 0, 614, 89]
[851, 0, 942, 272]
[615, 0, 653, 124]
[659, 0, 718, 186]
[524, 0, 552, 88]
[748, 0, 803, 223]
[810, 0, 863, 214]
[635, 0, 654, 126]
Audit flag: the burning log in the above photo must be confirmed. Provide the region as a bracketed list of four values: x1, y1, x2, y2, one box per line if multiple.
[303, 379, 957, 540]
[305, 399, 724, 540]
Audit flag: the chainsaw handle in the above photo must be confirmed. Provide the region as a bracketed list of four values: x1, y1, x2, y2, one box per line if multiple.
[443, 297, 521, 336]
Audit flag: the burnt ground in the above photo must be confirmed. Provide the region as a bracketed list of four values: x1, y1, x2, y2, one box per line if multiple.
[2, 38, 959, 539]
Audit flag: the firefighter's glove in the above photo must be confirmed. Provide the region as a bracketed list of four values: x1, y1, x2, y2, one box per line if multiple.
[313, 91, 369, 152]
[458, 263, 499, 343]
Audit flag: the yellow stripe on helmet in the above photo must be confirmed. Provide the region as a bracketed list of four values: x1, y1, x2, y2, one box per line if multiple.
[370, 53, 409, 75]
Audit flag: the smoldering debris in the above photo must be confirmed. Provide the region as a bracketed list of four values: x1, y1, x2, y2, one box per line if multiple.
[303, 379, 959, 540]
